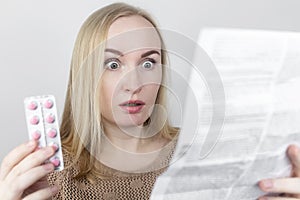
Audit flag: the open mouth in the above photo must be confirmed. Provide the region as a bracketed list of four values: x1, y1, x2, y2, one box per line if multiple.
[119, 100, 145, 114]
[120, 100, 145, 106]
[121, 103, 144, 106]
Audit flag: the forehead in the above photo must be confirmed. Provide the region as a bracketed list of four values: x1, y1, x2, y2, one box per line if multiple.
[106, 15, 161, 53]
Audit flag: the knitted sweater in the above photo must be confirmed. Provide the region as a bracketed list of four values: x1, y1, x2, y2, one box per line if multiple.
[47, 142, 175, 200]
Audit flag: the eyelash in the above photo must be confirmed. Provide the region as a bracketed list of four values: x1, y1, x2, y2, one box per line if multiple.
[104, 58, 121, 70]
[142, 58, 157, 70]
[104, 58, 157, 70]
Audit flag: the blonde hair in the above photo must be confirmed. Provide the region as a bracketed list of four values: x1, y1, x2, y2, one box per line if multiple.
[60, 2, 178, 180]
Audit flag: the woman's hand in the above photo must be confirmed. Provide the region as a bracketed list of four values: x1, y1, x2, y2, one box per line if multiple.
[0, 140, 58, 200]
[258, 144, 300, 200]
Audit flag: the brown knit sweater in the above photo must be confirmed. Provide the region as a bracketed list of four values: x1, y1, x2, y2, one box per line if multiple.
[47, 142, 176, 200]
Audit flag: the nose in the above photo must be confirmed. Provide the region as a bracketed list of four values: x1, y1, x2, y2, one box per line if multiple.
[121, 68, 142, 94]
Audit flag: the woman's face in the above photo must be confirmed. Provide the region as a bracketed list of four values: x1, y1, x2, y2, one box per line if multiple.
[100, 15, 162, 128]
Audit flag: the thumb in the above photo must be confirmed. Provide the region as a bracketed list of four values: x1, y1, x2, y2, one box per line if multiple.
[287, 144, 300, 177]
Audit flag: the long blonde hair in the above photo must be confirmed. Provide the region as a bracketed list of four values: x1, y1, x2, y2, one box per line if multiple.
[60, 2, 178, 180]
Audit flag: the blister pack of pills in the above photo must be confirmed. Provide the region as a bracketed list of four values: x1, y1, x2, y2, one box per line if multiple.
[24, 95, 64, 171]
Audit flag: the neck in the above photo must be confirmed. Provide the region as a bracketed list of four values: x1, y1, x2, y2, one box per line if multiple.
[99, 119, 172, 173]
[102, 118, 168, 153]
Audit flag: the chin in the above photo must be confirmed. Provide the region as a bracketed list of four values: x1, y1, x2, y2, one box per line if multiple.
[116, 119, 145, 128]
[113, 111, 149, 127]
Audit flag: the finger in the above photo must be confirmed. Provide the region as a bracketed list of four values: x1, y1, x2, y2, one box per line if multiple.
[6, 146, 55, 181]
[22, 178, 49, 198]
[13, 163, 54, 194]
[258, 196, 299, 200]
[22, 185, 58, 200]
[0, 140, 37, 179]
[287, 145, 300, 176]
[26, 178, 50, 193]
[259, 177, 300, 195]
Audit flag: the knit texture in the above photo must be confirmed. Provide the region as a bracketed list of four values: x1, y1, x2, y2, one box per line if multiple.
[47, 141, 176, 200]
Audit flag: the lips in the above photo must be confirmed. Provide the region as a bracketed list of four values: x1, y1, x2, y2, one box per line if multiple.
[119, 100, 145, 114]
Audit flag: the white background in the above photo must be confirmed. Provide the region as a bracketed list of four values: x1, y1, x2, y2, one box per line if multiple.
[1, 0, 300, 161]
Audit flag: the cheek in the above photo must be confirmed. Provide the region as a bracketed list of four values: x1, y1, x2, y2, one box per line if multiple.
[101, 85, 112, 103]
[100, 76, 118, 114]
[142, 68, 162, 100]
[146, 85, 161, 103]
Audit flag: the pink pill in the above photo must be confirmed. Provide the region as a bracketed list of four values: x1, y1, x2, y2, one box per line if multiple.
[46, 114, 55, 123]
[30, 116, 39, 125]
[50, 157, 60, 167]
[47, 128, 57, 138]
[49, 142, 59, 152]
[27, 101, 38, 110]
[31, 130, 41, 140]
[44, 99, 53, 109]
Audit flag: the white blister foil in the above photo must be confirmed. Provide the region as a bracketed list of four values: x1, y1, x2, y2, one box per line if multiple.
[24, 95, 64, 171]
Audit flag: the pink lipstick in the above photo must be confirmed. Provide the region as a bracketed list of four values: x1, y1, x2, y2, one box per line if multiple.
[119, 100, 145, 114]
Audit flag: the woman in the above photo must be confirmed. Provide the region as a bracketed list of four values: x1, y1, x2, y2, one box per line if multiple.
[0, 3, 178, 200]
[0, 2, 299, 200]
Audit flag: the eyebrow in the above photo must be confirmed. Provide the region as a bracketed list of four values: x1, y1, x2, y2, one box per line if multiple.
[105, 48, 124, 56]
[141, 50, 160, 58]
[104, 49, 160, 58]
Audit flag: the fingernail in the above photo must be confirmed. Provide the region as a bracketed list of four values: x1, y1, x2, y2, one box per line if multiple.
[261, 180, 273, 190]
[259, 197, 268, 200]
[44, 147, 54, 155]
[43, 163, 54, 172]
[51, 185, 59, 194]
[27, 140, 36, 147]
[291, 145, 299, 157]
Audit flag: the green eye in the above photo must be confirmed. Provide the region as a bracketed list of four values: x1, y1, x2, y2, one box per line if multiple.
[107, 61, 120, 70]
